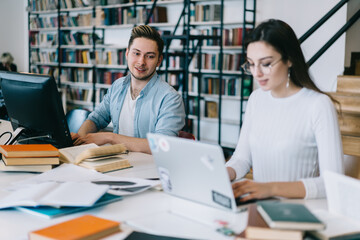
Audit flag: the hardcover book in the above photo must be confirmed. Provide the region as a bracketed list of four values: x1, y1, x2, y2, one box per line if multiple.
[0, 144, 59, 158]
[0, 160, 52, 173]
[237, 204, 303, 240]
[29, 214, 121, 240]
[257, 201, 325, 231]
[2, 155, 59, 166]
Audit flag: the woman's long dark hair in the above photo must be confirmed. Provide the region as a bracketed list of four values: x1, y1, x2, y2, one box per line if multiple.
[244, 19, 338, 104]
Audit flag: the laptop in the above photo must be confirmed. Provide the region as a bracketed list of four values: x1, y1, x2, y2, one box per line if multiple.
[147, 133, 247, 213]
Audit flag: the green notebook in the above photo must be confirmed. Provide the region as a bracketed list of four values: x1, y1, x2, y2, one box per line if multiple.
[16, 193, 123, 219]
[257, 201, 325, 231]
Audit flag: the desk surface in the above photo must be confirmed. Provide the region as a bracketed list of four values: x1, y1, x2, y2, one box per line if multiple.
[0, 152, 328, 240]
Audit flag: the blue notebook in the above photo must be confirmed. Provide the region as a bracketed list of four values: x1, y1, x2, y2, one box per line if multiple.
[16, 193, 123, 219]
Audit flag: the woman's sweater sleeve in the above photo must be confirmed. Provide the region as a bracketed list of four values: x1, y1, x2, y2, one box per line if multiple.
[301, 95, 344, 199]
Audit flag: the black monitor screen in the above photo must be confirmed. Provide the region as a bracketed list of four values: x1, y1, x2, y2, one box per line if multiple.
[0, 71, 73, 148]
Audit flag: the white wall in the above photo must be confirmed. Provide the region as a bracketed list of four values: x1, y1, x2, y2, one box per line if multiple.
[256, 0, 347, 92]
[0, 0, 28, 72]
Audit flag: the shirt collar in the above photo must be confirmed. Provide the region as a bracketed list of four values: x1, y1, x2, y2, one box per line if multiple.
[119, 73, 159, 97]
[140, 73, 159, 96]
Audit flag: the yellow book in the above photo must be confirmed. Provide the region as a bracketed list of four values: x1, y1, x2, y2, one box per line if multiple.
[82, 50, 88, 64]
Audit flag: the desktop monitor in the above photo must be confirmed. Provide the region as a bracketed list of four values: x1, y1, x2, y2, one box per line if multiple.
[0, 71, 73, 148]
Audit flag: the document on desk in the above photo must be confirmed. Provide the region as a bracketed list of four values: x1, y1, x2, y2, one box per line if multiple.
[0, 181, 108, 209]
[8, 163, 159, 196]
[308, 171, 360, 240]
[323, 171, 360, 222]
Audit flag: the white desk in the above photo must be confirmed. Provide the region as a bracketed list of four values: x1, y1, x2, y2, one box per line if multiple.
[0, 152, 328, 240]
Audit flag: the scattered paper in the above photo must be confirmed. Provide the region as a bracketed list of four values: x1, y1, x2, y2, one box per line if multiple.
[0, 181, 108, 208]
[8, 163, 159, 196]
[324, 171, 360, 222]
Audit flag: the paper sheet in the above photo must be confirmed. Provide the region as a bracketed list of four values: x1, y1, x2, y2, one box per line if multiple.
[323, 171, 360, 222]
[8, 163, 159, 196]
[0, 181, 108, 208]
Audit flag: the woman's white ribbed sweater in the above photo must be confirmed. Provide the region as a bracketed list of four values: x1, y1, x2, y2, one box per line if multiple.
[226, 88, 344, 199]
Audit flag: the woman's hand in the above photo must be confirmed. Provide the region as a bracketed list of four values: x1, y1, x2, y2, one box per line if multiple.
[232, 180, 306, 201]
[232, 180, 274, 202]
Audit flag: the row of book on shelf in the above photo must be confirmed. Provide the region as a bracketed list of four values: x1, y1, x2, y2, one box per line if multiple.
[188, 74, 252, 97]
[188, 99, 218, 118]
[29, 0, 174, 12]
[30, 31, 102, 47]
[191, 27, 251, 46]
[31, 48, 126, 65]
[30, 27, 249, 48]
[61, 68, 124, 84]
[192, 53, 243, 71]
[28, 0, 87, 11]
[66, 86, 112, 104]
[29, 3, 241, 29]
[29, 6, 168, 30]
[95, 6, 167, 26]
[190, 4, 221, 22]
[30, 65, 124, 86]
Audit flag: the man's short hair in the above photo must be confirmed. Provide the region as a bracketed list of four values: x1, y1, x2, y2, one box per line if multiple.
[128, 25, 164, 56]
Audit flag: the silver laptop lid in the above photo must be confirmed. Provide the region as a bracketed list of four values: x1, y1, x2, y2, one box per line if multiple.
[147, 133, 238, 212]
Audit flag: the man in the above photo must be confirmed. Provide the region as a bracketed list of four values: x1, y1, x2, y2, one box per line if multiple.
[72, 25, 185, 153]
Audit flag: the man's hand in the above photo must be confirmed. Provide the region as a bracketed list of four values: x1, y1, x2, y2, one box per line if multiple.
[71, 132, 80, 141]
[73, 132, 114, 146]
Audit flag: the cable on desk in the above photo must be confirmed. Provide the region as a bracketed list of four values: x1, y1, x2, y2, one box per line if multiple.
[16, 134, 52, 144]
[0, 131, 12, 145]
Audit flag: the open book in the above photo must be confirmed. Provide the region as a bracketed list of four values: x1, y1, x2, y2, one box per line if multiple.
[0, 181, 109, 209]
[17, 193, 123, 219]
[59, 143, 131, 173]
[308, 171, 360, 239]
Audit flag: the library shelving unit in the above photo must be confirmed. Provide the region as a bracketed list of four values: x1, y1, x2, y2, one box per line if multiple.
[160, 0, 256, 151]
[27, 0, 180, 111]
[27, 0, 256, 151]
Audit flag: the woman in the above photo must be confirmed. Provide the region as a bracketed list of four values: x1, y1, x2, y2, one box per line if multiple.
[226, 19, 344, 201]
[0, 52, 17, 72]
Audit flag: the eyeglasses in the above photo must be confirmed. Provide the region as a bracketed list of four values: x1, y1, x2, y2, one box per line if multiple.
[241, 58, 283, 75]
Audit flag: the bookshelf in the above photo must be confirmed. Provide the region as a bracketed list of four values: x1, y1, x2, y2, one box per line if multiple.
[27, 0, 179, 111]
[161, 0, 256, 150]
[27, 0, 256, 150]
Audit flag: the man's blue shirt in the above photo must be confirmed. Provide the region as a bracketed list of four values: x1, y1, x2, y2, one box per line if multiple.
[88, 73, 185, 138]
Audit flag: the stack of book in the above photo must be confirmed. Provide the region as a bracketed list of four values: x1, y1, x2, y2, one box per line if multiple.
[0, 144, 59, 172]
[237, 202, 325, 240]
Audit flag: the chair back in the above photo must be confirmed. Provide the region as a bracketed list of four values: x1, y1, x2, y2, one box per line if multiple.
[178, 130, 195, 140]
[66, 109, 91, 133]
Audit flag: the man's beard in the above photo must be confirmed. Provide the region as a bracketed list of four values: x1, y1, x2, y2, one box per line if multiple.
[129, 67, 157, 81]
